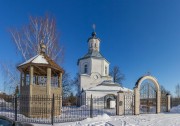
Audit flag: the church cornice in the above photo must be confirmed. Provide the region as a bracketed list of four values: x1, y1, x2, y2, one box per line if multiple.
[77, 51, 110, 65]
[77, 56, 110, 65]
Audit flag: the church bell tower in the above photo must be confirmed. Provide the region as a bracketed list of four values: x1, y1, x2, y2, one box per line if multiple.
[77, 28, 112, 93]
[88, 32, 101, 52]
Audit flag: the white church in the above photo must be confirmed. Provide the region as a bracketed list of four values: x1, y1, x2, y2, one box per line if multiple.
[77, 31, 130, 108]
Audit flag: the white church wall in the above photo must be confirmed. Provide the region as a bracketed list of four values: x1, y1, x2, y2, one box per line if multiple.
[86, 90, 118, 98]
[79, 74, 92, 91]
[91, 58, 110, 76]
[103, 60, 110, 76]
[80, 74, 113, 91]
[83, 90, 118, 107]
[88, 38, 100, 52]
[91, 58, 102, 74]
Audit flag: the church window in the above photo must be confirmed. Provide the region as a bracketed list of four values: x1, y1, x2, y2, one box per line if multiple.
[84, 64, 88, 74]
[105, 66, 107, 75]
[95, 43, 97, 48]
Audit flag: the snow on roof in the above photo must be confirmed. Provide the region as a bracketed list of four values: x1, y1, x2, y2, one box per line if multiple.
[86, 80, 132, 92]
[100, 80, 120, 86]
[19, 54, 48, 66]
[87, 84, 131, 92]
[32, 55, 48, 64]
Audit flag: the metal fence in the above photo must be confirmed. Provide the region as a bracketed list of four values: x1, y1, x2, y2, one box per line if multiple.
[124, 92, 134, 115]
[171, 97, 180, 108]
[161, 93, 167, 112]
[0, 95, 116, 124]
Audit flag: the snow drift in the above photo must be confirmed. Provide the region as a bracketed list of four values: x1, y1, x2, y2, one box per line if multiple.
[170, 105, 180, 113]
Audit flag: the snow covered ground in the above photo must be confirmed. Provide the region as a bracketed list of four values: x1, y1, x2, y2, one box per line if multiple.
[0, 99, 179, 126]
[32, 113, 180, 126]
[32, 105, 180, 126]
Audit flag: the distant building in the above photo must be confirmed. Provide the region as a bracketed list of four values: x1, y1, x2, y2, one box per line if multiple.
[0, 91, 2, 94]
[78, 31, 130, 108]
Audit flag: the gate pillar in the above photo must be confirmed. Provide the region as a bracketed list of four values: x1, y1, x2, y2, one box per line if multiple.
[134, 87, 140, 115]
[166, 94, 171, 112]
[116, 91, 124, 115]
[157, 90, 161, 113]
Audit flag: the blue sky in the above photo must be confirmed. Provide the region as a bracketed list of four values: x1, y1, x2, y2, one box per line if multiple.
[0, 0, 180, 95]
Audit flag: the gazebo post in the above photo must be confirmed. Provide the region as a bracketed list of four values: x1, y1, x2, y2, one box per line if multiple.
[30, 66, 34, 85]
[20, 72, 22, 87]
[24, 73, 26, 86]
[47, 67, 52, 96]
[29, 66, 34, 97]
[58, 73, 62, 88]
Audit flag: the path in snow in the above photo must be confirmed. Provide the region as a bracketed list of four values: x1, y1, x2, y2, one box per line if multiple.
[108, 114, 180, 126]
[32, 113, 180, 126]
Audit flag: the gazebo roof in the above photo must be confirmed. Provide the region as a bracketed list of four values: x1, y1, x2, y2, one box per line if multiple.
[17, 54, 64, 73]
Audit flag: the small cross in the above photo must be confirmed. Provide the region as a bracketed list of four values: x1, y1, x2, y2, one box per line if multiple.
[92, 24, 96, 32]
[147, 71, 151, 76]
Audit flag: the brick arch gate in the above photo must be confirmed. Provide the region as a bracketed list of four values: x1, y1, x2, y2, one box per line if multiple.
[134, 75, 161, 115]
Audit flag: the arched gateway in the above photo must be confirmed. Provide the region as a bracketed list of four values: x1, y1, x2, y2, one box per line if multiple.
[134, 75, 161, 115]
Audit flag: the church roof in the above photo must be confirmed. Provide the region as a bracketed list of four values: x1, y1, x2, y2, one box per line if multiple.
[100, 80, 120, 86]
[17, 54, 64, 72]
[87, 84, 131, 92]
[77, 50, 108, 65]
[86, 80, 132, 92]
[84, 50, 104, 58]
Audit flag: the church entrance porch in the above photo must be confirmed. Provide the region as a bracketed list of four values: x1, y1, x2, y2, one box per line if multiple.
[104, 94, 116, 109]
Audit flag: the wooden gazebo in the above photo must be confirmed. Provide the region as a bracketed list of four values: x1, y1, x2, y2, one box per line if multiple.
[17, 43, 64, 117]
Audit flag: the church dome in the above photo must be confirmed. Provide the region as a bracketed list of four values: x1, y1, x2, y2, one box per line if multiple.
[87, 32, 100, 42]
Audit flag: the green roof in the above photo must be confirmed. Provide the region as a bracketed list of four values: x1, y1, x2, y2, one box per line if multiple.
[77, 50, 107, 65]
[84, 50, 103, 58]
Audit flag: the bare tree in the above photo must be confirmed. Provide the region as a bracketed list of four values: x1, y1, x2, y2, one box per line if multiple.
[10, 15, 63, 62]
[110, 66, 125, 87]
[1, 14, 64, 94]
[175, 83, 180, 98]
[72, 73, 80, 94]
[0, 63, 19, 94]
[160, 85, 170, 95]
[62, 70, 72, 96]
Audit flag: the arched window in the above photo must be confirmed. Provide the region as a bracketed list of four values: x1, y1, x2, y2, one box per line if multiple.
[84, 64, 88, 74]
[95, 43, 97, 48]
[105, 66, 107, 75]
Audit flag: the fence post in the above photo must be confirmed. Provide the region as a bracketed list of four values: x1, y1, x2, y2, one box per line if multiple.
[51, 94, 55, 125]
[166, 94, 171, 112]
[116, 91, 124, 115]
[124, 94, 125, 116]
[90, 94, 93, 118]
[15, 95, 17, 121]
[116, 96, 118, 115]
[170, 97, 172, 108]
